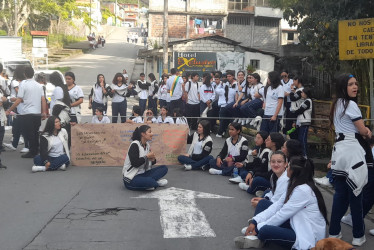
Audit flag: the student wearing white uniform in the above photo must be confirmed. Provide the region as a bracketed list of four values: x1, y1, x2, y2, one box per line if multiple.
[32, 116, 70, 172]
[147, 73, 158, 116]
[199, 75, 216, 115]
[209, 122, 249, 176]
[281, 70, 295, 135]
[259, 71, 284, 134]
[178, 120, 214, 171]
[111, 73, 131, 123]
[183, 72, 200, 130]
[239, 73, 263, 121]
[122, 125, 168, 191]
[158, 74, 169, 109]
[328, 74, 372, 247]
[88, 74, 109, 115]
[235, 156, 328, 250]
[127, 105, 144, 124]
[289, 75, 305, 139]
[137, 73, 150, 115]
[91, 106, 110, 124]
[65, 72, 84, 124]
[166, 68, 184, 114]
[156, 106, 174, 124]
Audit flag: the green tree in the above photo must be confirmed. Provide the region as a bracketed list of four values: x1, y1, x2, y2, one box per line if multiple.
[269, 0, 374, 104]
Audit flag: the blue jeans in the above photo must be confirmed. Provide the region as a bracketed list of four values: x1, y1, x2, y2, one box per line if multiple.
[209, 158, 247, 176]
[260, 115, 282, 134]
[257, 224, 296, 249]
[33, 154, 70, 171]
[329, 176, 365, 238]
[239, 98, 263, 118]
[112, 100, 127, 123]
[247, 176, 271, 195]
[123, 165, 168, 191]
[139, 99, 147, 115]
[254, 199, 273, 216]
[297, 125, 309, 158]
[177, 155, 213, 170]
[217, 102, 239, 135]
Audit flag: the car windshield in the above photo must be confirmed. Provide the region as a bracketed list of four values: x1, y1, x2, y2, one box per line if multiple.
[5, 61, 32, 77]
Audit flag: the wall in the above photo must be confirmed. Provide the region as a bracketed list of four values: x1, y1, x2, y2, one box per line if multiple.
[189, 0, 226, 13]
[226, 24, 253, 47]
[172, 39, 235, 53]
[149, 0, 186, 12]
[149, 14, 187, 38]
[244, 51, 274, 81]
[252, 25, 279, 52]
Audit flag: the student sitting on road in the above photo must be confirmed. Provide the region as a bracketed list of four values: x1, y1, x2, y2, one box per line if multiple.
[208, 122, 249, 176]
[127, 105, 144, 124]
[156, 106, 174, 124]
[238, 132, 285, 196]
[173, 108, 188, 125]
[281, 139, 303, 162]
[229, 131, 269, 184]
[177, 120, 214, 171]
[249, 151, 289, 216]
[122, 125, 168, 191]
[91, 106, 110, 124]
[32, 116, 70, 172]
[234, 156, 328, 250]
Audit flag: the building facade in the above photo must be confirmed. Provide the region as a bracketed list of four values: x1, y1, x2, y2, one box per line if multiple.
[148, 0, 283, 54]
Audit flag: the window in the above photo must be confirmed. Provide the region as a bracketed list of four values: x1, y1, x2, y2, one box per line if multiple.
[287, 32, 295, 41]
[256, 0, 270, 7]
[228, 0, 250, 11]
[250, 60, 260, 69]
[255, 17, 279, 27]
[228, 15, 250, 25]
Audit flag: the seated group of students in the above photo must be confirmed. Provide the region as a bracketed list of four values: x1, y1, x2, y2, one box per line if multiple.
[121, 119, 328, 249]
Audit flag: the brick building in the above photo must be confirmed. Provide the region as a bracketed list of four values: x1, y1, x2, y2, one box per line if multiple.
[148, 0, 282, 54]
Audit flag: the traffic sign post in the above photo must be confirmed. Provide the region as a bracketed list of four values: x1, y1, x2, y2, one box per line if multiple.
[339, 18, 374, 126]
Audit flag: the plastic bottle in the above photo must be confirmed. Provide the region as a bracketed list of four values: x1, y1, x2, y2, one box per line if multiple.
[286, 127, 296, 135]
[233, 167, 239, 178]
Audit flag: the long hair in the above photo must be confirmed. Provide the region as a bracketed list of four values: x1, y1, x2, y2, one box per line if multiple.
[285, 156, 329, 225]
[50, 71, 71, 107]
[264, 71, 282, 98]
[148, 73, 156, 82]
[160, 74, 168, 86]
[112, 73, 126, 85]
[269, 132, 285, 151]
[96, 74, 106, 86]
[257, 131, 269, 151]
[131, 125, 151, 141]
[270, 151, 287, 193]
[329, 73, 356, 129]
[285, 139, 303, 159]
[198, 119, 211, 137]
[203, 75, 212, 88]
[42, 116, 60, 136]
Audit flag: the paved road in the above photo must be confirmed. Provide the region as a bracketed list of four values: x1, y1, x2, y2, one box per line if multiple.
[1, 28, 374, 250]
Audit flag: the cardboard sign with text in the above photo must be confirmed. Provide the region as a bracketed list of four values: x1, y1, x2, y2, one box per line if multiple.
[71, 123, 189, 167]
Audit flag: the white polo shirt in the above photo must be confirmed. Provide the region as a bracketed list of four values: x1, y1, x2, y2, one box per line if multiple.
[17, 78, 43, 115]
[166, 75, 183, 101]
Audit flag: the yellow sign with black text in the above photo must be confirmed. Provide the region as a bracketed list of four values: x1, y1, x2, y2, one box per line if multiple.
[339, 18, 374, 60]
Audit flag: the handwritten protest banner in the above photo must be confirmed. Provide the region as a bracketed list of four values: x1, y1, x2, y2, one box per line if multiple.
[71, 123, 189, 167]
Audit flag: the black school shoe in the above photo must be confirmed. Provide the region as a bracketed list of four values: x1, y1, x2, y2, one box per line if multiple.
[21, 152, 36, 158]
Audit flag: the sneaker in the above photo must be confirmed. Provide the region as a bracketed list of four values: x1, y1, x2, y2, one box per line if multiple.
[5, 126, 12, 131]
[328, 232, 342, 239]
[314, 176, 333, 188]
[241, 226, 248, 235]
[216, 133, 222, 138]
[255, 190, 264, 197]
[184, 164, 192, 171]
[32, 165, 46, 172]
[341, 214, 353, 227]
[157, 179, 168, 187]
[3, 143, 16, 151]
[209, 168, 222, 175]
[369, 229, 374, 236]
[201, 164, 209, 171]
[352, 235, 366, 246]
[59, 164, 66, 171]
[229, 176, 244, 184]
[239, 183, 250, 191]
[21, 152, 35, 158]
[19, 137, 24, 145]
[234, 236, 264, 249]
[20, 148, 29, 153]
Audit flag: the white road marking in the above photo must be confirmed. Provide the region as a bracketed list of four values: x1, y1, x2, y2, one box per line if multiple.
[135, 187, 232, 238]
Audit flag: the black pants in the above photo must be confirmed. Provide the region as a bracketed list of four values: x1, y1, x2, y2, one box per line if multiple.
[170, 98, 182, 114]
[185, 103, 200, 130]
[20, 114, 41, 155]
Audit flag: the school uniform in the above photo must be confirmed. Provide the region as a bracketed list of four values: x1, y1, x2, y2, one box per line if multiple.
[137, 79, 150, 115]
[166, 75, 183, 113]
[122, 140, 168, 191]
[289, 87, 304, 139]
[282, 79, 294, 135]
[148, 80, 158, 115]
[156, 116, 174, 124]
[130, 116, 144, 124]
[68, 84, 84, 123]
[329, 99, 372, 239]
[184, 80, 200, 130]
[260, 85, 284, 133]
[178, 132, 214, 170]
[111, 83, 129, 123]
[175, 117, 188, 125]
[240, 83, 264, 118]
[209, 135, 249, 176]
[291, 98, 312, 157]
[91, 115, 110, 124]
[199, 84, 216, 115]
[158, 83, 168, 108]
[89, 83, 110, 115]
[252, 184, 326, 249]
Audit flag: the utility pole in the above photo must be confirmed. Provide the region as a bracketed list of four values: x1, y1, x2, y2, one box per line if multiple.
[115, 0, 117, 26]
[14, 0, 18, 36]
[162, 0, 168, 74]
[89, 0, 92, 34]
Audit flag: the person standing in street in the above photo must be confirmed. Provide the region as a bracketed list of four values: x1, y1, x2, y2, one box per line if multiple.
[65, 72, 84, 125]
[89, 74, 109, 116]
[6, 66, 47, 158]
[137, 73, 150, 115]
[167, 68, 184, 115]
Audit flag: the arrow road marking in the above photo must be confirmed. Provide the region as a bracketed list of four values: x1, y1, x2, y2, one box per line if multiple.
[134, 187, 232, 238]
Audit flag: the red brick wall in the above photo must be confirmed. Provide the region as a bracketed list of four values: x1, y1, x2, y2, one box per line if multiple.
[150, 14, 187, 38]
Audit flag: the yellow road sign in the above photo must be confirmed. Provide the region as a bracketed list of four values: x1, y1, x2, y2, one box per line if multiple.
[339, 18, 374, 60]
